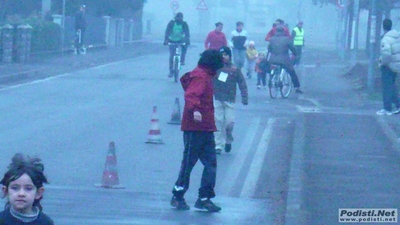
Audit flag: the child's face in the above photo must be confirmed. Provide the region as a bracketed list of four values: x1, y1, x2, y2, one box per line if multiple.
[2, 173, 44, 214]
[222, 52, 230, 63]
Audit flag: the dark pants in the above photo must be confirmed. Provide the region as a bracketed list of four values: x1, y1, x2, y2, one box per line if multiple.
[283, 64, 301, 88]
[380, 66, 400, 111]
[294, 45, 303, 65]
[169, 44, 187, 71]
[257, 72, 267, 86]
[172, 131, 217, 199]
[74, 29, 85, 51]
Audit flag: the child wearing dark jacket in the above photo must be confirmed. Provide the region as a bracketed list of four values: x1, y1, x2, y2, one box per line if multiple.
[255, 52, 270, 89]
[0, 153, 54, 225]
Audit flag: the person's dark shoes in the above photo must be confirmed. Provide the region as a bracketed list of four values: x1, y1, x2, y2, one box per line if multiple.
[225, 144, 231, 153]
[295, 88, 303, 93]
[215, 148, 222, 154]
[194, 198, 221, 212]
[181, 62, 185, 66]
[171, 196, 190, 210]
[168, 72, 173, 78]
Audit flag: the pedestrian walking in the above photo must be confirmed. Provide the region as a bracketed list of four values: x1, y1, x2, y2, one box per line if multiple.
[0, 153, 54, 225]
[214, 46, 248, 154]
[204, 22, 227, 50]
[229, 21, 249, 71]
[245, 41, 258, 78]
[268, 26, 303, 93]
[377, 18, 400, 115]
[74, 4, 87, 55]
[164, 12, 190, 78]
[291, 21, 305, 66]
[255, 52, 270, 89]
[170, 49, 224, 212]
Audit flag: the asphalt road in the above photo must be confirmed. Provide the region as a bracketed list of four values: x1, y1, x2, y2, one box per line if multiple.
[0, 43, 399, 225]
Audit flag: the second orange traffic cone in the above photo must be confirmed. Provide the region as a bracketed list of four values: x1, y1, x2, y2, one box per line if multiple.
[168, 97, 181, 125]
[145, 106, 165, 144]
[95, 142, 125, 189]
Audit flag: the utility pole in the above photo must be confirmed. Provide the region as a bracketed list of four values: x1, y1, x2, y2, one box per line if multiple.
[350, 0, 359, 63]
[61, 0, 66, 55]
[368, 0, 377, 92]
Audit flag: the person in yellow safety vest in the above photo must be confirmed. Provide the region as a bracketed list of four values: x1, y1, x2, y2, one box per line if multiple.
[291, 21, 304, 66]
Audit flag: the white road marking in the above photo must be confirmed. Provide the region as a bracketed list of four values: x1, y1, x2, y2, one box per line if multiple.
[298, 95, 323, 108]
[221, 117, 260, 196]
[295, 105, 323, 113]
[0, 55, 148, 91]
[240, 118, 276, 198]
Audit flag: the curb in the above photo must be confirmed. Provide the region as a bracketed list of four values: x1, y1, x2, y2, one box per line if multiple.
[375, 115, 400, 157]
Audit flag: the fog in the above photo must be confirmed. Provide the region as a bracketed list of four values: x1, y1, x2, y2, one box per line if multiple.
[143, 0, 339, 49]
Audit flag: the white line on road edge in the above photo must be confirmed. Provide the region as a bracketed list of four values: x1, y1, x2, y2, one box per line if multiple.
[0, 55, 148, 91]
[222, 117, 260, 196]
[240, 118, 276, 198]
[298, 95, 323, 108]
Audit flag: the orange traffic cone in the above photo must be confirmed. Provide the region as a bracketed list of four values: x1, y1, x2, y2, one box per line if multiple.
[168, 97, 181, 125]
[95, 142, 125, 189]
[145, 106, 165, 144]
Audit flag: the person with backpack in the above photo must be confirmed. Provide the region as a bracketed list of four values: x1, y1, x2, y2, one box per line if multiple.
[164, 12, 190, 78]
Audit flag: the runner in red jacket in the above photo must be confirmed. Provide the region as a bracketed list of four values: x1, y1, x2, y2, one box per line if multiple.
[204, 22, 227, 50]
[171, 49, 224, 213]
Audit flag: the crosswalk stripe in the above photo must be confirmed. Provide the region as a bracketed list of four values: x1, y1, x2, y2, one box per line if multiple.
[219, 117, 260, 197]
[240, 118, 276, 198]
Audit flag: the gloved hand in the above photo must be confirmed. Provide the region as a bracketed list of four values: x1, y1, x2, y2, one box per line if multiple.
[242, 98, 248, 105]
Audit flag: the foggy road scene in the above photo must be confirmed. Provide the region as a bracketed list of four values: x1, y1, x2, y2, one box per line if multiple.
[1, 0, 400, 225]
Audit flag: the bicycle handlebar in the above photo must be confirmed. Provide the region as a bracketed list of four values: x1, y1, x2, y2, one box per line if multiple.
[168, 42, 186, 46]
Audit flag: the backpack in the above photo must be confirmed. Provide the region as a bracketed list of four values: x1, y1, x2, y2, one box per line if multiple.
[180, 72, 192, 91]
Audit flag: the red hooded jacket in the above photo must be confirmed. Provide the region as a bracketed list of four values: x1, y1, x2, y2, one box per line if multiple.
[180, 66, 216, 132]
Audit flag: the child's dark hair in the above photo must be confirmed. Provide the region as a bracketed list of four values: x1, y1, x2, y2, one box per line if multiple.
[1, 153, 48, 210]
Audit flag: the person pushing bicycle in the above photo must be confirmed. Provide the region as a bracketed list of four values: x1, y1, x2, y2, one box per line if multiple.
[268, 26, 303, 93]
[164, 12, 190, 78]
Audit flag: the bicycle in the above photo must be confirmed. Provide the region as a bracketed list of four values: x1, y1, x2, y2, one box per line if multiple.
[268, 64, 292, 99]
[168, 42, 185, 83]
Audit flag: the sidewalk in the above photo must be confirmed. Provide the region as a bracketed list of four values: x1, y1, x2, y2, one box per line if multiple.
[0, 40, 165, 86]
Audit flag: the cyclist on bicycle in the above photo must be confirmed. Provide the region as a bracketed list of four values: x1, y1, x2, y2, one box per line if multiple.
[164, 12, 190, 78]
[268, 26, 303, 93]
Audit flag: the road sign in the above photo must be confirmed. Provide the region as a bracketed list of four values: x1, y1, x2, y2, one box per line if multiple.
[197, 0, 208, 10]
[170, 1, 179, 10]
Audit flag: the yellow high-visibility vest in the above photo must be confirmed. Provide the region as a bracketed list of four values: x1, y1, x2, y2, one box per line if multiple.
[293, 27, 304, 46]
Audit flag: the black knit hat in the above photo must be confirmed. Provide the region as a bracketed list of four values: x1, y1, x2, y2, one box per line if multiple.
[219, 46, 231, 58]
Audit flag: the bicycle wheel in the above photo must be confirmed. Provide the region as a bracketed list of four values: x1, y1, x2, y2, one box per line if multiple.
[280, 69, 292, 98]
[173, 57, 180, 83]
[268, 73, 279, 99]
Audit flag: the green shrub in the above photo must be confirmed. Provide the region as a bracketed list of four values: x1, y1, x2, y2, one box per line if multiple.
[26, 18, 61, 52]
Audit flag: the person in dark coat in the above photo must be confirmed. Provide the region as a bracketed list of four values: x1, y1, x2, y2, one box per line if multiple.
[74, 5, 87, 54]
[268, 26, 303, 93]
[170, 49, 223, 213]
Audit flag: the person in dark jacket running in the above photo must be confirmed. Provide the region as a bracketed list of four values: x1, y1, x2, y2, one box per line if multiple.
[268, 26, 303, 93]
[213, 46, 248, 154]
[0, 153, 54, 225]
[170, 49, 223, 213]
[74, 4, 87, 54]
[164, 12, 190, 77]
